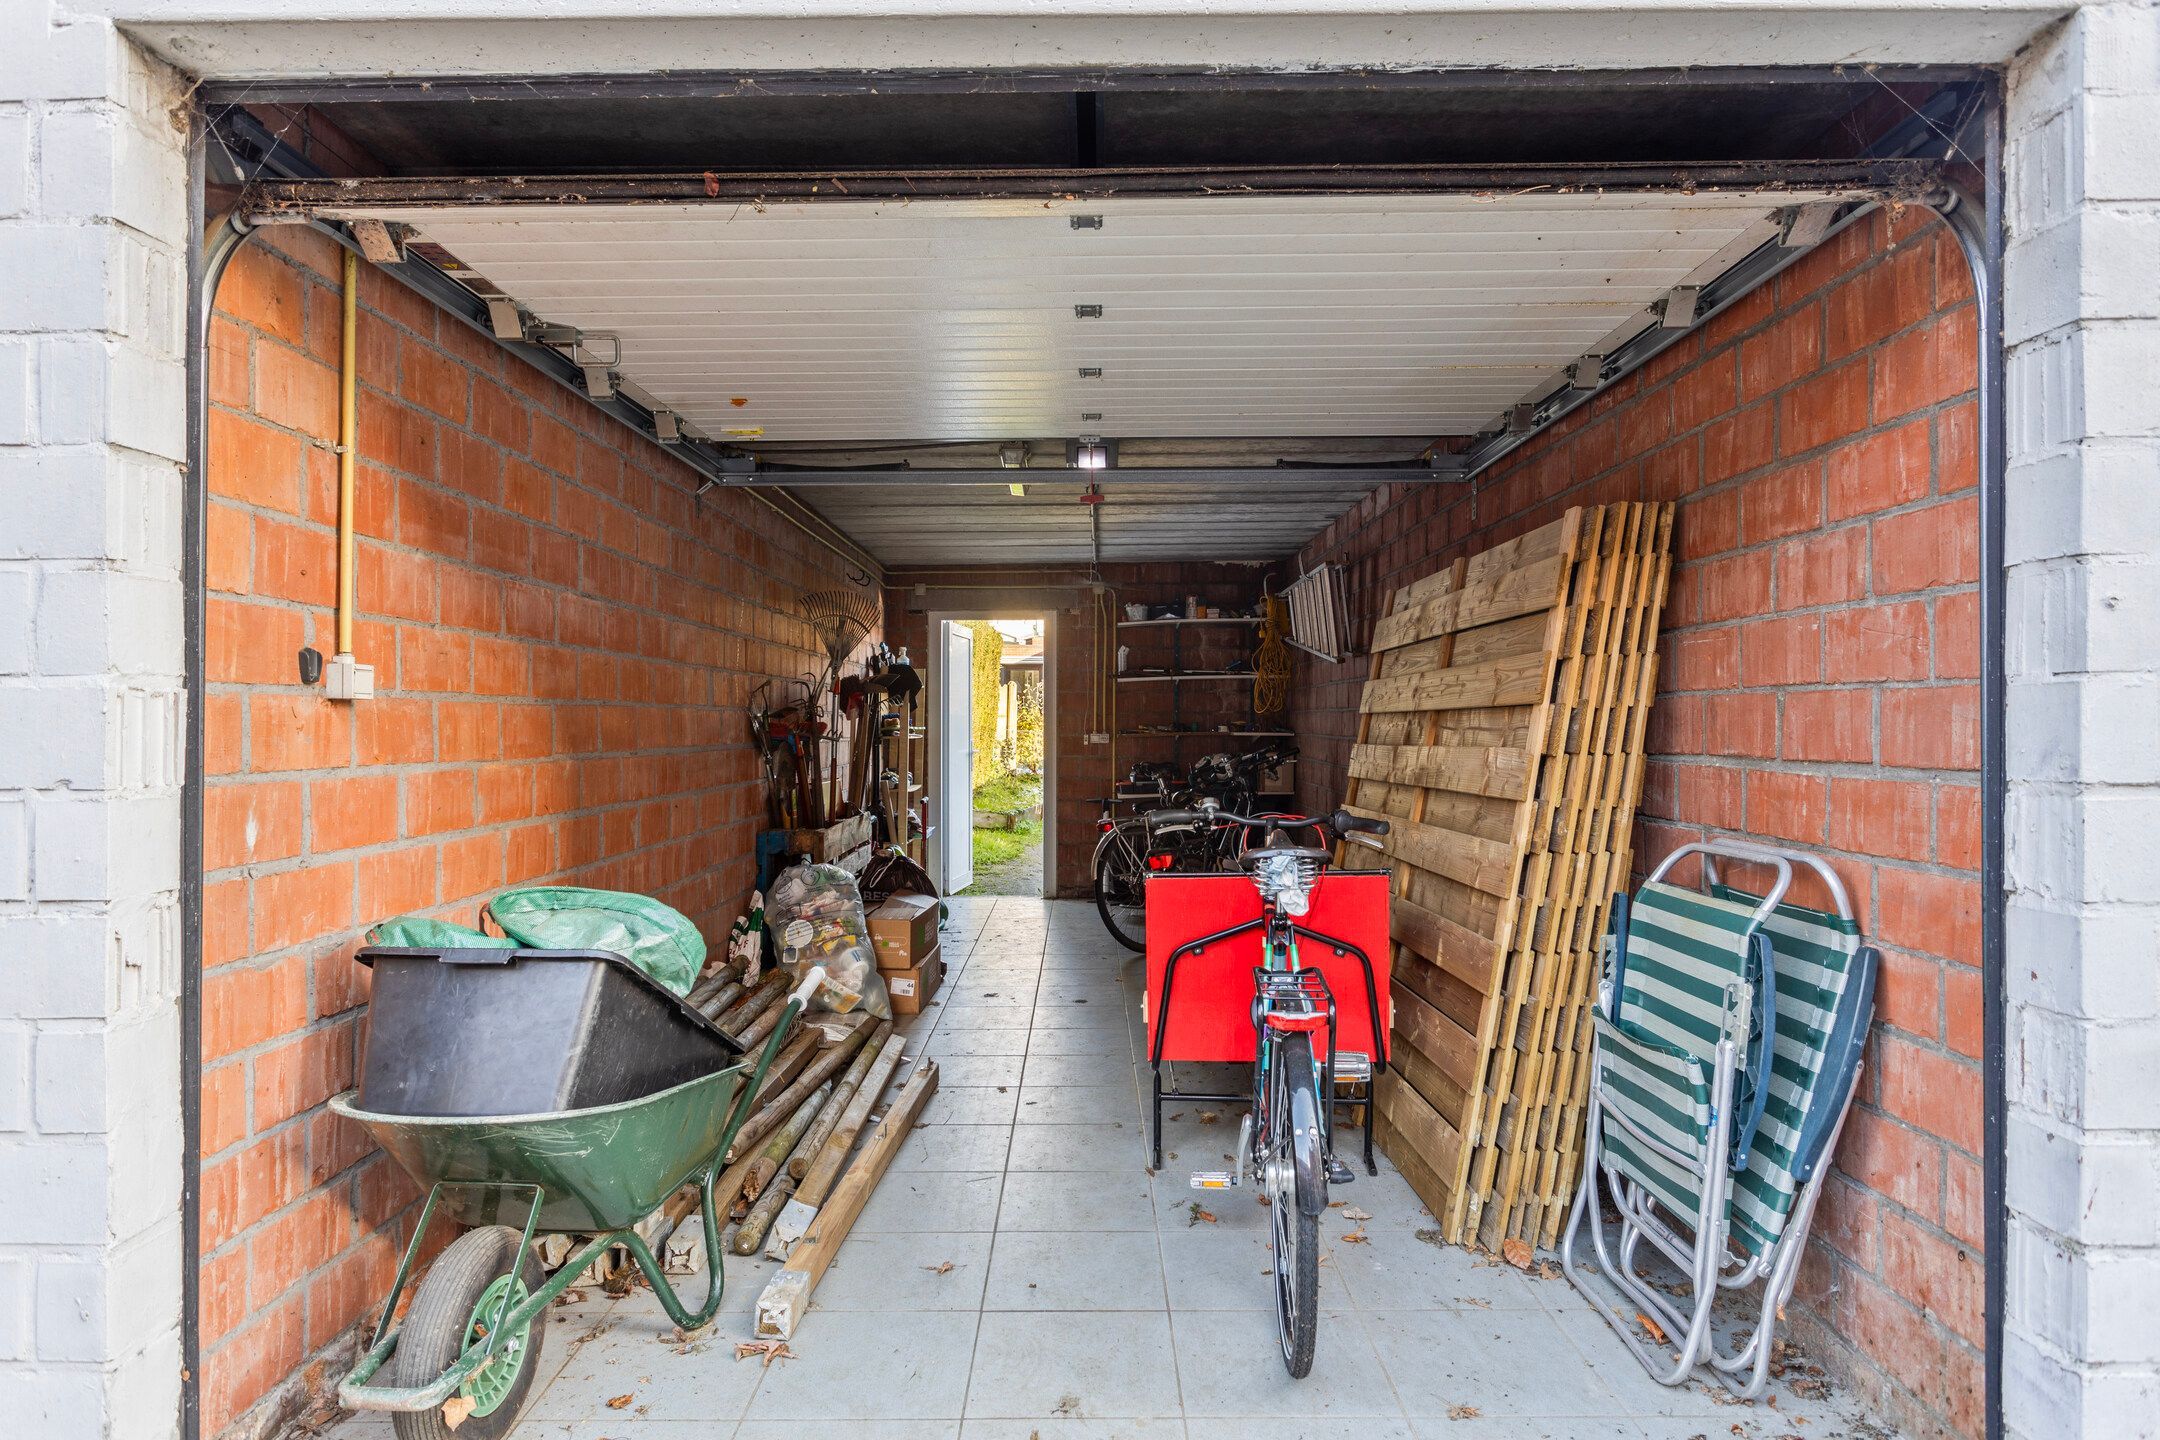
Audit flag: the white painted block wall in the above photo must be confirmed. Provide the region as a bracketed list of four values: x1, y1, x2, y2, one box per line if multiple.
[0, 4, 190, 1438]
[2003, 2, 2160, 1435]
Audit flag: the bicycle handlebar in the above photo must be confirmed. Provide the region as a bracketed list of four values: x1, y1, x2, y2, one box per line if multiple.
[1148, 805, 1390, 842]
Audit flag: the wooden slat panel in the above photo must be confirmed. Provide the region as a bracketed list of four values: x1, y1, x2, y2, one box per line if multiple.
[1357, 651, 1549, 715]
[1391, 893, 1500, 996]
[1348, 742, 1529, 801]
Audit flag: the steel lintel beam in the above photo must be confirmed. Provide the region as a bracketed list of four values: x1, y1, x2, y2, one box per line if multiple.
[722, 463, 1463, 488]
[247, 157, 1945, 215]
[198, 65, 1990, 109]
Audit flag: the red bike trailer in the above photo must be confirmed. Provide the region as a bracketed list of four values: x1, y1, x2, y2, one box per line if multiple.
[1143, 868, 1393, 1171]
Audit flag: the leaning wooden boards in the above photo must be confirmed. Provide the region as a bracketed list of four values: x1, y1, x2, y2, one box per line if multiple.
[1347, 503, 1674, 1250]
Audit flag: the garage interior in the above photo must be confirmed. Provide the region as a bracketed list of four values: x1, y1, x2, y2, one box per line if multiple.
[192, 70, 1991, 1440]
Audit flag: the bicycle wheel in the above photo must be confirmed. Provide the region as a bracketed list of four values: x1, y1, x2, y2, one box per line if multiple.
[1267, 1031, 1322, 1378]
[1093, 818, 1150, 952]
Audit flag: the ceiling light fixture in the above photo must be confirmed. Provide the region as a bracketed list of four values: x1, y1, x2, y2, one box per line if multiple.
[1008, 483, 1027, 497]
[1073, 442, 1110, 471]
[999, 442, 1029, 469]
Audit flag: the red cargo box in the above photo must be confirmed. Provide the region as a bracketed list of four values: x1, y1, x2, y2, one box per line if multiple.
[1143, 869, 1392, 1065]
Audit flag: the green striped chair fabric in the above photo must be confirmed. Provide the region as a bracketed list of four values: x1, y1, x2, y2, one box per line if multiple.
[1710, 885, 1867, 1258]
[1593, 881, 1765, 1225]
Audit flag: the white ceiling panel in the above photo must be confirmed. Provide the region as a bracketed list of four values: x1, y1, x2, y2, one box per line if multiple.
[346, 191, 1819, 444]
[334, 189, 1831, 565]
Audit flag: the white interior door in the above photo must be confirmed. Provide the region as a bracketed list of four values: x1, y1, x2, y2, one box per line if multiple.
[942, 621, 975, 893]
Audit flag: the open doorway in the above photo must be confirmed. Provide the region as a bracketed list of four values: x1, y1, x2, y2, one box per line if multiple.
[933, 612, 1054, 897]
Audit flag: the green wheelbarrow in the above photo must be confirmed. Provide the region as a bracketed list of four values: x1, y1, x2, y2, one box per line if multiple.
[331, 965, 827, 1440]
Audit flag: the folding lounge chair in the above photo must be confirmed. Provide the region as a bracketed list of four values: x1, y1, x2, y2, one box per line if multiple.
[1562, 839, 1879, 1398]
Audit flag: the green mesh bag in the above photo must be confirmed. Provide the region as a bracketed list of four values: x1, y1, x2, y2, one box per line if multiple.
[363, 915, 516, 950]
[485, 886, 705, 997]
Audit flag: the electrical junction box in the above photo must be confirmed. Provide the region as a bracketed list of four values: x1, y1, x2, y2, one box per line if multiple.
[325, 653, 375, 701]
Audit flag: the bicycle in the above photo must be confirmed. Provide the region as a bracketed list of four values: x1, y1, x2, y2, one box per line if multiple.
[1090, 746, 1299, 951]
[1144, 801, 1390, 1377]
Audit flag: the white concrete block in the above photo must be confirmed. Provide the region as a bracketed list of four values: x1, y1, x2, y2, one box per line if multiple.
[103, 1015, 181, 1243]
[0, 682, 106, 787]
[2081, 1018, 2160, 1129]
[37, 107, 189, 243]
[0, 571, 29, 675]
[33, 1259, 104, 1364]
[2087, 1250, 2160, 1364]
[0, 2, 122, 105]
[0, 337, 26, 443]
[2081, 2, 2160, 95]
[0, 226, 112, 333]
[0, 1023, 28, 1131]
[2009, 1214, 2087, 1355]
[0, 1256, 27, 1362]
[33, 1028, 105, 1134]
[2084, 93, 2160, 200]
[32, 793, 107, 903]
[0, 448, 113, 561]
[2005, 327, 2084, 460]
[2006, 895, 2160, 1019]
[0, 1365, 107, 1440]
[2077, 323, 2160, 438]
[0, 914, 112, 1020]
[2007, 675, 2160, 785]
[2005, 440, 2160, 567]
[0, 107, 26, 219]
[2008, 1106, 2160, 1246]
[0, 1138, 108, 1244]
[35, 570, 185, 680]
[0, 795, 24, 901]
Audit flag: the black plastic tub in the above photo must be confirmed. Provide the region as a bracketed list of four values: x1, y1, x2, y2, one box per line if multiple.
[355, 946, 744, 1118]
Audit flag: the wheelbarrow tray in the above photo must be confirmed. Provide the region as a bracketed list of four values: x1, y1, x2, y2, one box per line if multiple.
[330, 1064, 750, 1234]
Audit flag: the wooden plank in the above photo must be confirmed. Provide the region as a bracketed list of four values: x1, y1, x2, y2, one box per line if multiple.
[1358, 650, 1551, 715]
[1348, 742, 1529, 801]
[1354, 808, 1519, 899]
[1392, 974, 1482, 1091]
[1371, 552, 1568, 653]
[1390, 892, 1500, 995]
[1376, 1069, 1465, 1185]
[754, 1058, 938, 1339]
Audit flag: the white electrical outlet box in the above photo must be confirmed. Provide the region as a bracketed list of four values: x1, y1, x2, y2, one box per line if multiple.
[325, 653, 375, 701]
[1084, 731, 1110, 745]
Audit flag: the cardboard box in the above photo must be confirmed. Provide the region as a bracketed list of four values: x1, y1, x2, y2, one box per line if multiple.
[869, 892, 940, 970]
[884, 943, 943, 1016]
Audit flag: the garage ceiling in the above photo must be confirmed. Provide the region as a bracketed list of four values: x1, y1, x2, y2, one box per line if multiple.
[328, 187, 1846, 563]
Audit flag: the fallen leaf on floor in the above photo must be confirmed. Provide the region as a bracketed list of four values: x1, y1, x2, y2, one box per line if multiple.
[554, 1288, 586, 1306]
[1197, 1110, 1220, 1125]
[1501, 1238, 1534, 1270]
[1341, 1229, 1370, 1244]
[1255, 1193, 1271, 1206]
[735, 1339, 796, 1366]
[1531, 1260, 1562, 1281]
[1459, 1296, 1491, 1309]
[1168, 1111, 1183, 1121]
[1636, 1311, 1670, 1344]
[440, 1396, 475, 1431]
[924, 1261, 956, 1275]
[1341, 1206, 1372, 1222]
[1448, 1404, 1482, 1420]
[606, 1393, 635, 1409]
[1187, 1202, 1219, 1226]
[1415, 1227, 1448, 1248]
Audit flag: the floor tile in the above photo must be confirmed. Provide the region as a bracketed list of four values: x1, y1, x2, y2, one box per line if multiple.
[928, 1007, 1035, 1032]
[741, 1423, 961, 1440]
[925, 1052, 1029, 1088]
[1332, 1224, 1541, 1311]
[983, 1229, 1166, 1310]
[1005, 1122, 1148, 1172]
[809, 1230, 993, 1311]
[530, 1311, 762, 1423]
[1022, 1052, 1141, 1088]
[963, 1420, 1186, 1440]
[1366, 1308, 1623, 1418]
[921, 1085, 1023, 1126]
[925, 1029, 1031, 1058]
[742, 1309, 978, 1420]
[1170, 1307, 1402, 1418]
[965, 1311, 1182, 1419]
[858, 1170, 1006, 1233]
[1026, 1028, 1133, 1057]
[1189, 1421, 1414, 1440]
[890, 1124, 1015, 1172]
[1408, 1420, 1641, 1439]
[1159, 1225, 1353, 1311]
[996, 1169, 1159, 1232]
[1015, 1083, 1142, 1125]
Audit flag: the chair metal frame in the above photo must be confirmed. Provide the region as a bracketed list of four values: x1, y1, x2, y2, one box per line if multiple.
[1563, 839, 1871, 1399]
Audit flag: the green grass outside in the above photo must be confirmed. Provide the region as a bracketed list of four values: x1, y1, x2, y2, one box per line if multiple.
[973, 771, 1044, 875]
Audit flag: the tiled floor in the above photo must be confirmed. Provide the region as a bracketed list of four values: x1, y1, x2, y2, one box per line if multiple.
[326, 897, 1888, 1439]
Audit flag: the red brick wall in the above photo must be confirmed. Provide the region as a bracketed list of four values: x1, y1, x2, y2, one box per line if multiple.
[1289, 211, 1982, 1439]
[884, 563, 1278, 896]
[198, 230, 877, 1438]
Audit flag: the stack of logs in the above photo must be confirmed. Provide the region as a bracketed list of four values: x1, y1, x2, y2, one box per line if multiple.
[568, 949, 937, 1337]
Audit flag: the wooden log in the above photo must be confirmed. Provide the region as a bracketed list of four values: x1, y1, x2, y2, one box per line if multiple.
[732, 1172, 798, 1254]
[737, 988, 798, 1047]
[724, 1015, 881, 1162]
[763, 1030, 909, 1255]
[749, 1029, 821, 1107]
[693, 979, 747, 1019]
[715, 973, 786, 1035]
[754, 1059, 938, 1339]
[789, 1022, 890, 1180]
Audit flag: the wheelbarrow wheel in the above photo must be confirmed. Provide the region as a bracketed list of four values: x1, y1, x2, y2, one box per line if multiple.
[391, 1226, 550, 1440]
